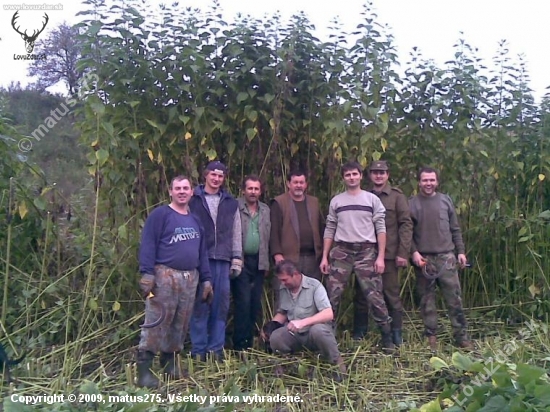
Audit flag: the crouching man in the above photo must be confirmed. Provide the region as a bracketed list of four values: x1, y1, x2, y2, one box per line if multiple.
[262, 260, 346, 378]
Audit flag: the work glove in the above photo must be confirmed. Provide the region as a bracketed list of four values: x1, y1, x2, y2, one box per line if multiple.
[201, 281, 214, 304]
[229, 258, 243, 279]
[139, 274, 156, 298]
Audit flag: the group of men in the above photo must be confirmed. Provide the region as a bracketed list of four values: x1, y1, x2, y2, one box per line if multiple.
[135, 159, 473, 387]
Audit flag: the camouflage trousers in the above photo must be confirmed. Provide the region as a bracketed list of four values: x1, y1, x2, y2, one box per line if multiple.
[326, 244, 390, 328]
[138, 265, 199, 354]
[415, 252, 469, 343]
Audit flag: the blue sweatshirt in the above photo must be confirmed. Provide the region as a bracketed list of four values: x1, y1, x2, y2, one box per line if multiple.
[139, 205, 211, 283]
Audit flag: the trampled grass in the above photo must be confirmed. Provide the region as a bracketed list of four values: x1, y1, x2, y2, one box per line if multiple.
[2, 308, 548, 411]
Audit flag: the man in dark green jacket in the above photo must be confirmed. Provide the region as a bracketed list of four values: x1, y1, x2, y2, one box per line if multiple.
[353, 160, 413, 345]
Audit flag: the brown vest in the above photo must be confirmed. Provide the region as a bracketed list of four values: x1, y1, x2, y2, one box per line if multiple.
[273, 193, 323, 264]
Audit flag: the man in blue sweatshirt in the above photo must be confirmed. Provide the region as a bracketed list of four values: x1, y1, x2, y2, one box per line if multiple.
[137, 175, 212, 388]
[189, 161, 242, 361]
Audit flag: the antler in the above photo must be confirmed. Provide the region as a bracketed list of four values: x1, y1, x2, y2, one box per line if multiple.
[29, 13, 49, 40]
[11, 11, 26, 37]
[11, 11, 49, 41]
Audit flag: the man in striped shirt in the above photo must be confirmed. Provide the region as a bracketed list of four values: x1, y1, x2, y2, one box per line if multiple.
[320, 161, 395, 352]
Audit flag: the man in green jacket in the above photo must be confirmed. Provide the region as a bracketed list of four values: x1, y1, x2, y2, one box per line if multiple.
[231, 175, 271, 351]
[353, 160, 413, 346]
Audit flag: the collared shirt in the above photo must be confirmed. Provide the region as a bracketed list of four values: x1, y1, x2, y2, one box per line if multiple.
[243, 206, 260, 254]
[277, 274, 331, 333]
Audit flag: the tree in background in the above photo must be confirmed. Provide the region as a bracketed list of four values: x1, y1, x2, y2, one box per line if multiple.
[27, 22, 82, 96]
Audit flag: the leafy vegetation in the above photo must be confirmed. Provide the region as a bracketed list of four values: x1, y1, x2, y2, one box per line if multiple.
[0, 0, 549, 410]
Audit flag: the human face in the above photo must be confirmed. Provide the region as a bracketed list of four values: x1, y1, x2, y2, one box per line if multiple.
[277, 271, 302, 292]
[343, 168, 362, 190]
[243, 179, 261, 206]
[204, 170, 225, 194]
[418, 172, 438, 197]
[287, 175, 307, 200]
[169, 178, 193, 207]
[369, 170, 389, 189]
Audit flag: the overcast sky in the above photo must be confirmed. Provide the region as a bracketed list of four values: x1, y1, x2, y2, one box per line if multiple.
[1, 0, 549, 101]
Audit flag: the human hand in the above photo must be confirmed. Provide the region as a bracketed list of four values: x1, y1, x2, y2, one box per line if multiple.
[320, 257, 330, 275]
[230, 258, 243, 279]
[274, 254, 284, 264]
[374, 256, 385, 274]
[287, 319, 306, 334]
[457, 254, 468, 269]
[395, 256, 408, 267]
[201, 281, 214, 304]
[412, 252, 425, 267]
[139, 274, 156, 298]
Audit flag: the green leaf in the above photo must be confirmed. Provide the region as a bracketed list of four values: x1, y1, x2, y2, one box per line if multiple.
[477, 395, 508, 412]
[246, 128, 256, 141]
[96, 149, 109, 167]
[80, 380, 100, 395]
[419, 399, 442, 412]
[90, 102, 105, 115]
[102, 121, 114, 136]
[452, 352, 474, 371]
[205, 148, 217, 161]
[3, 397, 35, 412]
[118, 224, 128, 240]
[179, 115, 191, 125]
[533, 383, 550, 404]
[429, 356, 449, 371]
[88, 298, 98, 310]
[516, 363, 546, 386]
[237, 92, 248, 104]
[480, 150, 488, 158]
[33, 197, 47, 211]
[247, 110, 258, 122]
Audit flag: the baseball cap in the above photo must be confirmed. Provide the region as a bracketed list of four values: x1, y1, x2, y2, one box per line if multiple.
[369, 160, 389, 171]
[205, 161, 227, 175]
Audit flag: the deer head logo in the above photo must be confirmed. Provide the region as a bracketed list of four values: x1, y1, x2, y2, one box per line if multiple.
[11, 11, 49, 54]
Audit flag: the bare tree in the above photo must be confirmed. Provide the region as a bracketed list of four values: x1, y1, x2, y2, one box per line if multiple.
[27, 22, 81, 96]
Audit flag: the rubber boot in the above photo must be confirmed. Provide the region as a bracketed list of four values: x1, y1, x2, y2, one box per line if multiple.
[380, 324, 395, 353]
[390, 311, 403, 346]
[160, 352, 183, 379]
[352, 308, 369, 340]
[332, 355, 348, 382]
[353, 287, 369, 340]
[391, 330, 403, 346]
[137, 351, 159, 388]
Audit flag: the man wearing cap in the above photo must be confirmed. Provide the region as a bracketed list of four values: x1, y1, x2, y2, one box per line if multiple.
[352, 160, 413, 345]
[189, 161, 242, 361]
[320, 161, 395, 352]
